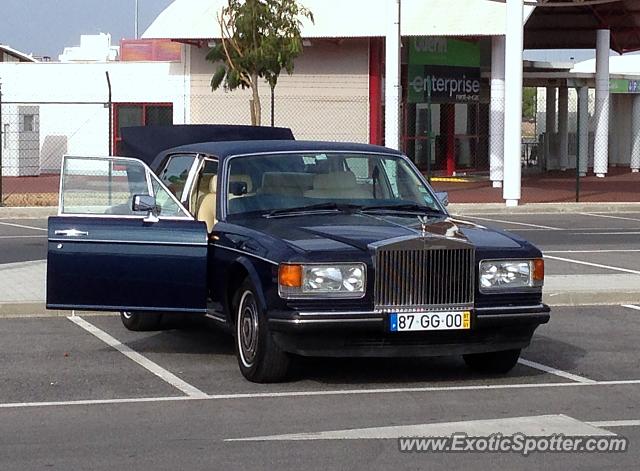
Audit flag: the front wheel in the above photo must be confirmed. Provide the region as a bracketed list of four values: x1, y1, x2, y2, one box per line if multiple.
[120, 311, 162, 331]
[463, 348, 521, 374]
[233, 279, 290, 383]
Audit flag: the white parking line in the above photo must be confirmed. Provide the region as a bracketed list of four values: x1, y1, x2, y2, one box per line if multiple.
[68, 315, 208, 399]
[588, 419, 640, 428]
[577, 232, 640, 235]
[226, 414, 616, 441]
[580, 213, 640, 223]
[0, 235, 47, 239]
[517, 358, 596, 384]
[622, 304, 640, 312]
[465, 216, 561, 230]
[2, 379, 640, 409]
[545, 250, 640, 254]
[544, 255, 640, 276]
[0, 221, 47, 232]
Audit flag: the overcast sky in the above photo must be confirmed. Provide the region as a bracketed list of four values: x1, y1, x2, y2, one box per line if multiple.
[1, 0, 174, 58]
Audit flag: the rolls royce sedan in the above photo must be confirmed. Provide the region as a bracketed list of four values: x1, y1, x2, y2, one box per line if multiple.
[47, 126, 550, 382]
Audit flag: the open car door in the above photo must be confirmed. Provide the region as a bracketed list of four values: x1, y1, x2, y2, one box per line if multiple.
[47, 155, 207, 313]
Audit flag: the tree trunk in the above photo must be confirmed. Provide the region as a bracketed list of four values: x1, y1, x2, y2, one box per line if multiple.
[250, 74, 261, 126]
[270, 84, 275, 127]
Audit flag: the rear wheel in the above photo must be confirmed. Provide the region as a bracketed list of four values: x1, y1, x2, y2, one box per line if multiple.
[120, 311, 163, 331]
[463, 348, 521, 374]
[233, 279, 290, 383]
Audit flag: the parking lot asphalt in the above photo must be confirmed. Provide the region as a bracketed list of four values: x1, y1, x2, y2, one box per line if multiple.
[0, 218, 47, 264]
[1, 209, 640, 469]
[1, 305, 639, 470]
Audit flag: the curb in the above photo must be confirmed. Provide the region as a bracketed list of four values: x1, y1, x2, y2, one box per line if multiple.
[0, 303, 116, 318]
[0, 206, 57, 219]
[449, 202, 640, 215]
[543, 291, 640, 307]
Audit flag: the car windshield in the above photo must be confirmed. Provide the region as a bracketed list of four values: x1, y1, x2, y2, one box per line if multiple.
[225, 152, 442, 217]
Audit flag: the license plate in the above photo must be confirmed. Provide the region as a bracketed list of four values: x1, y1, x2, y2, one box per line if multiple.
[389, 311, 471, 332]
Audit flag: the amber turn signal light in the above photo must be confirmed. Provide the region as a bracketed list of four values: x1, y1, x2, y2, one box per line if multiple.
[532, 258, 545, 282]
[279, 264, 302, 287]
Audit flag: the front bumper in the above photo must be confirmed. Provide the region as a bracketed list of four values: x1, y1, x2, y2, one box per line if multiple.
[268, 304, 550, 357]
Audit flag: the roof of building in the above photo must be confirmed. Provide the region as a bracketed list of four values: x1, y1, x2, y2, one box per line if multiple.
[525, 0, 640, 54]
[0, 44, 38, 62]
[142, 0, 535, 40]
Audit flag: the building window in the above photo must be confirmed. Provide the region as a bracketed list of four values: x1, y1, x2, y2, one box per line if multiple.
[3, 124, 9, 148]
[23, 114, 35, 132]
[113, 103, 173, 155]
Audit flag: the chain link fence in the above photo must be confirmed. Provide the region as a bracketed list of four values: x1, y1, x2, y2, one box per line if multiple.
[1, 99, 110, 206]
[190, 93, 369, 142]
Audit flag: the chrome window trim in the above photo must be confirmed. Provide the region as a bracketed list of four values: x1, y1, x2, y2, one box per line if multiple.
[220, 150, 446, 221]
[58, 154, 193, 220]
[48, 238, 207, 247]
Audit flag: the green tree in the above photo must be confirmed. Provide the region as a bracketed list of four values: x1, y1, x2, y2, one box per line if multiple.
[206, 0, 313, 126]
[523, 87, 537, 121]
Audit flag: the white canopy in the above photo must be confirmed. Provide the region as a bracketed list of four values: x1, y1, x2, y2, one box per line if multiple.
[143, 0, 535, 40]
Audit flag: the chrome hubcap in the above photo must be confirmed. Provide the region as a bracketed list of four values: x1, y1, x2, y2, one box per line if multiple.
[238, 291, 259, 367]
[122, 311, 134, 320]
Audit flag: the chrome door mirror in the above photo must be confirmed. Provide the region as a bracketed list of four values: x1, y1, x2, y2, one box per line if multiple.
[435, 191, 449, 207]
[132, 194, 160, 222]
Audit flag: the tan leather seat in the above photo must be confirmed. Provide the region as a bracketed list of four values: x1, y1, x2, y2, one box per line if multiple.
[305, 171, 371, 199]
[197, 175, 217, 232]
[258, 172, 313, 197]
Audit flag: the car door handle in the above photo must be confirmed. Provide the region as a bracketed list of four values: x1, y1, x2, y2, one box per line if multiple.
[54, 229, 89, 237]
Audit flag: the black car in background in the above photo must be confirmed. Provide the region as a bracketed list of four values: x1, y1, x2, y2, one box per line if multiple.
[47, 126, 549, 382]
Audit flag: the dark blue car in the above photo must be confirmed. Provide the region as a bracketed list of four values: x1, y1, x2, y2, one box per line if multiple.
[47, 126, 549, 383]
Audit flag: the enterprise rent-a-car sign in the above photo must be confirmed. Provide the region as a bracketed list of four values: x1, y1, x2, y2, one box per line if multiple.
[408, 37, 482, 104]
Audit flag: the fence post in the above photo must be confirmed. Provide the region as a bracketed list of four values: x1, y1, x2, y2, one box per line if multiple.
[106, 71, 113, 155]
[0, 80, 3, 207]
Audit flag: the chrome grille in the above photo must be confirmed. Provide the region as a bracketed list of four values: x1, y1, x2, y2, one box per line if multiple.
[374, 246, 475, 312]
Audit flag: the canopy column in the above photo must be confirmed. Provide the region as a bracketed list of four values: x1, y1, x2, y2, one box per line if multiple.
[577, 86, 589, 177]
[594, 29, 610, 178]
[490, 36, 506, 188]
[558, 85, 569, 171]
[631, 95, 640, 173]
[503, 0, 524, 207]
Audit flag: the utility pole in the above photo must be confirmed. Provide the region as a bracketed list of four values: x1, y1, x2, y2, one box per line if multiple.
[135, 0, 140, 39]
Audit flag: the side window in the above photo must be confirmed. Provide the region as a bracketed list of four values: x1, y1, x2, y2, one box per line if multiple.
[61, 157, 148, 215]
[158, 154, 197, 201]
[60, 156, 190, 218]
[193, 159, 219, 212]
[344, 156, 371, 183]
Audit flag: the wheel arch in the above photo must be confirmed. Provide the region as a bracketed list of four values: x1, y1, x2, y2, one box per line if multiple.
[225, 257, 269, 324]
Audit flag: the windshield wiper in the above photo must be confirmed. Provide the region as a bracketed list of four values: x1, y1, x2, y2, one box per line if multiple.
[360, 203, 444, 215]
[265, 202, 363, 218]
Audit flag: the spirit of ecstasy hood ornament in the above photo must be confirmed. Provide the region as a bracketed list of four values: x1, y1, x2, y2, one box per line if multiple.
[417, 215, 429, 237]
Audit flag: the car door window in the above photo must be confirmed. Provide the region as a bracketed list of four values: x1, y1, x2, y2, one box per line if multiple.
[60, 155, 190, 218]
[158, 154, 197, 201]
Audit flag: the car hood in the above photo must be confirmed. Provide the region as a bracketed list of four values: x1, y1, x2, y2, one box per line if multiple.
[235, 212, 525, 254]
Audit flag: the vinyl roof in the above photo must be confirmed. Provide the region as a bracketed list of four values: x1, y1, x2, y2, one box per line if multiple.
[142, 0, 535, 40]
[161, 140, 403, 160]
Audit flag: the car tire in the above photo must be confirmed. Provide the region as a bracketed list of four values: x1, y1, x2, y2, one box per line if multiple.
[463, 348, 521, 374]
[233, 279, 291, 383]
[120, 311, 163, 331]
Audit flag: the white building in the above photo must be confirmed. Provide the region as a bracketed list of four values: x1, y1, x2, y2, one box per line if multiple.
[0, 43, 189, 176]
